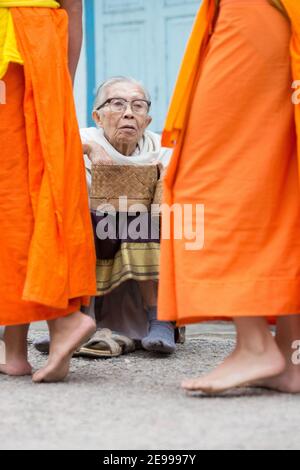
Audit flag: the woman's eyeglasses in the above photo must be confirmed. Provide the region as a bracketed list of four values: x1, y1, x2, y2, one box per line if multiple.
[96, 98, 151, 116]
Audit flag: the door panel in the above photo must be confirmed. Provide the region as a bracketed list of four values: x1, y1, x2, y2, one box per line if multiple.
[88, 0, 200, 131]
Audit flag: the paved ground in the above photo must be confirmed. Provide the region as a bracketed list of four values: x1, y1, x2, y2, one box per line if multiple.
[0, 323, 299, 450]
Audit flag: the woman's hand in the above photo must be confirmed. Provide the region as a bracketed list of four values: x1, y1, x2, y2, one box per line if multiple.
[83, 141, 114, 166]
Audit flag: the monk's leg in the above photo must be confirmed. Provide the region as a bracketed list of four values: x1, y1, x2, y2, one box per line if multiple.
[254, 315, 300, 393]
[182, 317, 286, 394]
[32, 311, 96, 383]
[0, 325, 32, 376]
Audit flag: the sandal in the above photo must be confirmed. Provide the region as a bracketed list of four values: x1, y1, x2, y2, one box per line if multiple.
[110, 332, 136, 354]
[74, 329, 122, 358]
[33, 329, 136, 359]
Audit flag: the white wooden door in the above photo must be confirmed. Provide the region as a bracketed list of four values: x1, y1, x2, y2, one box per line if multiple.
[85, 0, 200, 131]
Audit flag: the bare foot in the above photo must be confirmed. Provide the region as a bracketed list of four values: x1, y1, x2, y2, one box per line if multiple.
[182, 346, 286, 395]
[253, 316, 300, 393]
[32, 312, 96, 383]
[254, 368, 300, 394]
[0, 360, 32, 377]
[0, 325, 32, 377]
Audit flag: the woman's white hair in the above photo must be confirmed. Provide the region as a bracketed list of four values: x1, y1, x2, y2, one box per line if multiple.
[93, 76, 151, 112]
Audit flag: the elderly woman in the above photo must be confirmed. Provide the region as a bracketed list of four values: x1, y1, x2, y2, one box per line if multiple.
[80, 76, 178, 356]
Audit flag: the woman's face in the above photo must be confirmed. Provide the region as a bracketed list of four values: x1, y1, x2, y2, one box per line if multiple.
[93, 82, 152, 150]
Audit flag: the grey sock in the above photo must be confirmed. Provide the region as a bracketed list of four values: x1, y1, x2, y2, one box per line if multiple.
[142, 307, 176, 354]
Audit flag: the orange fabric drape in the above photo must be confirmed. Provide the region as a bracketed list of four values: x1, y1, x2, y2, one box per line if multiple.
[162, 0, 300, 176]
[0, 7, 96, 325]
[158, 0, 300, 326]
[282, 0, 300, 184]
[162, 0, 215, 149]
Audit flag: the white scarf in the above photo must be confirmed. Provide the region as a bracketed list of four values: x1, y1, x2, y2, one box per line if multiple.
[80, 127, 172, 168]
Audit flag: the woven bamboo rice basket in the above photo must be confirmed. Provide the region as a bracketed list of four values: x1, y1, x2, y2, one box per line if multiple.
[90, 164, 160, 212]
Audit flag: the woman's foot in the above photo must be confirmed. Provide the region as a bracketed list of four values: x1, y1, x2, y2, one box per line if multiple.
[142, 306, 176, 354]
[0, 325, 32, 377]
[142, 320, 176, 354]
[182, 317, 286, 394]
[33, 312, 96, 383]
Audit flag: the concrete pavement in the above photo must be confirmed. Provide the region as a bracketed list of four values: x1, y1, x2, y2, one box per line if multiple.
[0, 323, 299, 450]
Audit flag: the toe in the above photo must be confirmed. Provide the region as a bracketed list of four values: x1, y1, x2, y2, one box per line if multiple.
[182, 379, 197, 390]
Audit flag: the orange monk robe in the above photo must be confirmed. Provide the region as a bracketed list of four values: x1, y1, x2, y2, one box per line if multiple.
[282, 0, 300, 177]
[160, 0, 300, 231]
[158, 0, 217, 321]
[158, 0, 300, 325]
[0, 8, 96, 325]
[162, 0, 294, 149]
